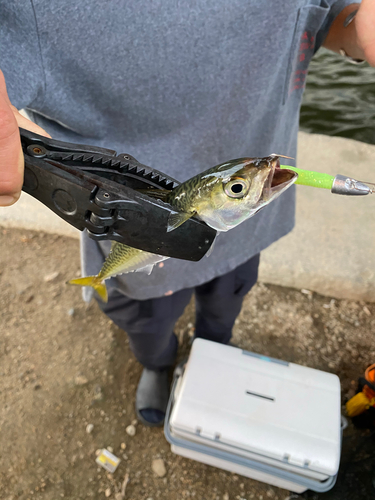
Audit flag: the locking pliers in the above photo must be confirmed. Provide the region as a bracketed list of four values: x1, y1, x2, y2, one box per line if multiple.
[20, 128, 216, 261]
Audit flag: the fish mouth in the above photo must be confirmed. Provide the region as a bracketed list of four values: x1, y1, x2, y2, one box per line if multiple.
[256, 157, 297, 211]
[268, 157, 297, 193]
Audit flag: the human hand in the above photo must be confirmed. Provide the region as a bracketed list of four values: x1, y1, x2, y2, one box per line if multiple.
[0, 70, 50, 206]
[355, 0, 375, 66]
[323, 1, 375, 66]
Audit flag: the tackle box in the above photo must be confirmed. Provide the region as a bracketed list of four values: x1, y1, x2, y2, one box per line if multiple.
[164, 338, 343, 493]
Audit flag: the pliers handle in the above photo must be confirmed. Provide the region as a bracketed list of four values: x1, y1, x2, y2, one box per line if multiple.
[21, 128, 216, 261]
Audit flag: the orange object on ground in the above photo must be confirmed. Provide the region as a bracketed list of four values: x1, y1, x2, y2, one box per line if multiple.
[364, 364, 375, 400]
[346, 364, 375, 418]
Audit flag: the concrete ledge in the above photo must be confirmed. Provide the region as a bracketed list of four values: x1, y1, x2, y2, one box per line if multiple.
[0, 193, 80, 239]
[1, 132, 374, 301]
[260, 132, 375, 301]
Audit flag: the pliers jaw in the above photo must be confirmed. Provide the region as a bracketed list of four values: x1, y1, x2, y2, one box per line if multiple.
[21, 128, 216, 261]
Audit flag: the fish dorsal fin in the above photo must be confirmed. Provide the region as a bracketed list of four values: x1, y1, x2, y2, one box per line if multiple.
[167, 211, 195, 232]
[139, 188, 170, 201]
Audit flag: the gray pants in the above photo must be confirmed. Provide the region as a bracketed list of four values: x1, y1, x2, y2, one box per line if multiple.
[98, 254, 260, 370]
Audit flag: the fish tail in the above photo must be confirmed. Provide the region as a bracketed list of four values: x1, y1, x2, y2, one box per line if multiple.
[68, 276, 108, 303]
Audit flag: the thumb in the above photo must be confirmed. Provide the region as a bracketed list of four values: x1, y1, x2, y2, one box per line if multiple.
[0, 72, 23, 206]
[0, 70, 50, 206]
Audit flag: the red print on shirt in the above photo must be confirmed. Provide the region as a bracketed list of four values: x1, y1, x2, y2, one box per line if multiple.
[290, 31, 315, 94]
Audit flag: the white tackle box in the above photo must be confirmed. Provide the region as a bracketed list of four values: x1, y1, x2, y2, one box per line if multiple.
[164, 339, 343, 493]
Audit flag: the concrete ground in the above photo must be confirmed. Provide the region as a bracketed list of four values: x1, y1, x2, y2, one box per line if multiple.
[261, 132, 375, 302]
[1, 131, 375, 301]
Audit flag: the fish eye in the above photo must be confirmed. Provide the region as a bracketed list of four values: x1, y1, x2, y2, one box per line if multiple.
[224, 178, 249, 198]
[231, 184, 243, 193]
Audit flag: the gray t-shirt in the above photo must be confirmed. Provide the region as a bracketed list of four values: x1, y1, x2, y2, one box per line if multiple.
[2, 0, 352, 299]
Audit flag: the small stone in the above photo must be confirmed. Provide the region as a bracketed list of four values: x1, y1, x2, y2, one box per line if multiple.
[93, 385, 104, 401]
[223, 494, 229, 500]
[74, 375, 88, 386]
[131, 419, 138, 426]
[301, 289, 312, 299]
[107, 446, 114, 453]
[105, 488, 111, 497]
[68, 308, 75, 316]
[126, 424, 136, 436]
[43, 271, 60, 282]
[363, 306, 371, 316]
[120, 442, 126, 450]
[95, 449, 102, 456]
[86, 424, 94, 434]
[152, 458, 167, 477]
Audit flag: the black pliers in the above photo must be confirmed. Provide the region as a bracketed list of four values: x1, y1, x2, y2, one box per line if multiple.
[20, 128, 216, 261]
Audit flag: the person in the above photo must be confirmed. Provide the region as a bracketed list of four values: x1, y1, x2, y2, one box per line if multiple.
[1, 0, 374, 426]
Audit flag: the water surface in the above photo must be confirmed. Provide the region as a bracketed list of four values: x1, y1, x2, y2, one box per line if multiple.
[300, 49, 375, 145]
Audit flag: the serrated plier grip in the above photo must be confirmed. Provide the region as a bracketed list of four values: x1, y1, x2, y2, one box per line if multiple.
[20, 128, 216, 261]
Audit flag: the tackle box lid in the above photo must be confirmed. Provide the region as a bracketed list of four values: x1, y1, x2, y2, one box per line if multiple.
[169, 339, 341, 476]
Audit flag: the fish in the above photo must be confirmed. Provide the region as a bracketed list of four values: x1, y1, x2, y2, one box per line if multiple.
[68, 242, 169, 303]
[68, 156, 297, 302]
[146, 155, 297, 232]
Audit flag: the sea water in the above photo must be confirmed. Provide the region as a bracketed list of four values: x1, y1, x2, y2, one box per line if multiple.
[301, 49, 375, 145]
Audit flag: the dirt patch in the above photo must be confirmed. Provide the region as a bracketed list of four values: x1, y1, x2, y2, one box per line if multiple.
[1, 228, 374, 500]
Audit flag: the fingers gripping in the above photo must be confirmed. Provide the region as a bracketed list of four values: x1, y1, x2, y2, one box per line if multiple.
[0, 71, 23, 205]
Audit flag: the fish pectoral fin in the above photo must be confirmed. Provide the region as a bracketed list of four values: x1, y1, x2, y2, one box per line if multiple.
[68, 276, 108, 303]
[205, 233, 219, 258]
[135, 264, 155, 275]
[167, 211, 195, 232]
